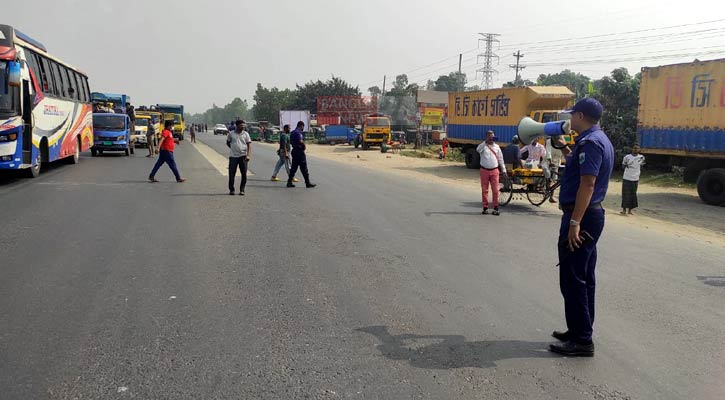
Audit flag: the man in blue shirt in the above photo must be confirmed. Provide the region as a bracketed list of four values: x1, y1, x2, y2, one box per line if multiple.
[549, 97, 614, 357]
[287, 121, 316, 188]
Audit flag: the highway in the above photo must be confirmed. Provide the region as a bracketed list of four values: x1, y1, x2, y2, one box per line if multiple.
[0, 132, 723, 399]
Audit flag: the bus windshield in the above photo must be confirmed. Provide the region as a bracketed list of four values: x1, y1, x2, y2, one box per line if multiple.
[0, 61, 20, 118]
[93, 115, 126, 131]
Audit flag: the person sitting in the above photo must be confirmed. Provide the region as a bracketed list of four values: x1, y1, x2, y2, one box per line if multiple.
[520, 138, 547, 168]
[502, 135, 522, 171]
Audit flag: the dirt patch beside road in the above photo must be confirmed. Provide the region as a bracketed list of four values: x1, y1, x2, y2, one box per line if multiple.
[261, 142, 725, 244]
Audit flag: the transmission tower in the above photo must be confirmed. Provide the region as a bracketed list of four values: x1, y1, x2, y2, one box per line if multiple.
[509, 50, 526, 86]
[476, 33, 500, 89]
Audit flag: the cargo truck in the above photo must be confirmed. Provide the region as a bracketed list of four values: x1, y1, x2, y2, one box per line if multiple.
[638, 59, 725, 206]
[156, 104, 185, 141]
[361, 114, 392, 150]
[447, 86, 574, 169]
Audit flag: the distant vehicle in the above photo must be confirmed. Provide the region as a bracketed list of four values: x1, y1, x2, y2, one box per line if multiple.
[132, 115, 151, 147]
[91, 113, 133, 156]
[361, 114, 392, 150]
[156, 104, 185, 141]
[214, 124, 229, 135]
[0, 24, 93, 177]
[267, 128, 280, 143]
[321, 125, 357, 145]
[638, 59, 725, 206]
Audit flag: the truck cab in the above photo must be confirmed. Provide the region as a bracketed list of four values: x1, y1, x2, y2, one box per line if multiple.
[91, 113, 133, 156]
[362, 114, 391, 150]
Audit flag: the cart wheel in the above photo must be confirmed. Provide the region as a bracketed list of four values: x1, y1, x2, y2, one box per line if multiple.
[526, 188, 548, 206]
[499, 174, 513, 206]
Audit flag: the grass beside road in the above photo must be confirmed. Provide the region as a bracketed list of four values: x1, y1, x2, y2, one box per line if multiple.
[400, 145, 466, 162]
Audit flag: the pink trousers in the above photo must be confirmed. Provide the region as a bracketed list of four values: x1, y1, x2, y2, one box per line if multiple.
[479, 168, 500, 208]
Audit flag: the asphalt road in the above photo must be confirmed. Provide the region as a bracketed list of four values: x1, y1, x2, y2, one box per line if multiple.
[0, 133, 723, 399]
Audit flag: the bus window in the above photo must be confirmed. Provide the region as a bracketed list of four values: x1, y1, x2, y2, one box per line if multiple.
[24, 51, 42, 90]
[74, 73, 86, 102]
[59, 66, 71, 99]
[50, 62, 65, 97]
[38, 57, 53, 94]
[82, 77, 90, 103]
[67, 69, 78, 100]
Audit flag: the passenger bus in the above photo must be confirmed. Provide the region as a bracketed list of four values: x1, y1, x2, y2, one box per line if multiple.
[0, 24, 92, 177]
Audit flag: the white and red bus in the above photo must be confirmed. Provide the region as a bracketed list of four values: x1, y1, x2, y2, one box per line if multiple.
[0, 24, 92, 177]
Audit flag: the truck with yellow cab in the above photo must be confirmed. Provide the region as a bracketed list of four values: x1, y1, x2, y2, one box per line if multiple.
[131, 114, 151, 147]
[156, 104, 185, 141]
[135, 108, 162, 141]
[361, 113, 392, 150]
[447, 86, 574, 169]
[637, 59, 725, 206]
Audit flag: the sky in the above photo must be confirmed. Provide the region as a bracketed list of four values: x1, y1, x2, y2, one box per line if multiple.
[7, 0, 725, 113]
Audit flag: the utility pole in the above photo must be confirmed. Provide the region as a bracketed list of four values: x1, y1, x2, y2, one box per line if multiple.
[458, 53, 463, 92]
[476, 33, 500, 89]
[509, 50, 526, 86]
[382, 75, 386, 96]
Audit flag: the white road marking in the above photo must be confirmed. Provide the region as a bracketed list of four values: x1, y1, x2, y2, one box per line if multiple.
[191, 141, 254, 177]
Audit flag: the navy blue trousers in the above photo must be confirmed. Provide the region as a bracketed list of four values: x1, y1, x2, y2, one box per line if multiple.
[558, 208, 605, 344]
[150, 150, 181, 181]
[288, 149, 310, 185]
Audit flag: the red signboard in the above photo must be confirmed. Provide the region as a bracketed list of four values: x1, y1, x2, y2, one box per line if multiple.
[317, 96, 378, 126]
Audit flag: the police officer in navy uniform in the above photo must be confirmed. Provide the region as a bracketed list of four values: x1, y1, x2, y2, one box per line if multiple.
[287, 121, 317, 188]
[549, 98, 613, 357]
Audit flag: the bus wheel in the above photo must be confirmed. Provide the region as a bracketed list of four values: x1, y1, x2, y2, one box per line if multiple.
[68, 137, 80, 164]
[26, 154, 41, 178]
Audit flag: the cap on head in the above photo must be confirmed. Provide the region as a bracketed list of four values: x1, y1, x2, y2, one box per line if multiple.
[566, 97, 603, 121]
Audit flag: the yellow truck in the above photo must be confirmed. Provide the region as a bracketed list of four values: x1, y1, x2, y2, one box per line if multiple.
[361, 114, 392, 150]
[446, 86, 574, 168]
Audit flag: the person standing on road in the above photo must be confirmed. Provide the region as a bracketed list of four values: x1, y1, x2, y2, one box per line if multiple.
[189, 124, 196, 143]
[271, 124, 299, 183]
[287, 121, 316, 188]
[126, 102, 136, 138]
[476, 130, 506, 216]
[146, 119, 156, 158]
[549, 97, 613, 357]
[503, 135, 522, 170]
[545, 137, 564, 203]
[227, 119, 252, 195]
[621, 144, 645, 215]
[148, 121, 186, 183]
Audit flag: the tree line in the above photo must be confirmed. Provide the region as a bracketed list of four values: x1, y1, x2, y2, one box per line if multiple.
[188, 67, 641, 152]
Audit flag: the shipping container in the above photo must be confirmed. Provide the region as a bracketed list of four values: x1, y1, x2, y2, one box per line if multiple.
[638, 59, 725, 206]
[447, 86, 573, 168]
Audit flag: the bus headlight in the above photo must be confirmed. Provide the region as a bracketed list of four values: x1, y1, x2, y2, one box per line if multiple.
[0, 133, 18, 142]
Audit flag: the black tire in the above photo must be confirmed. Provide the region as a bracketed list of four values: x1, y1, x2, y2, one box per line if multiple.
[99, 150, 104, 155]
[68, 137, 80, 164]
[464, 148, 480, 169]
[26, 153, 41, 178]
[697, 168, 725, 206]
[362, 141, 369, 150]
[91, 148, 97, 157]
[499, 174, 513, 206]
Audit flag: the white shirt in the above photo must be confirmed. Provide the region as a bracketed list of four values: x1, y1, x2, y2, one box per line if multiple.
[227, 130, 252, 157]
[476, 142, 506, 173]
[623, 154, 646, 181]
[521, 142, 547, 162]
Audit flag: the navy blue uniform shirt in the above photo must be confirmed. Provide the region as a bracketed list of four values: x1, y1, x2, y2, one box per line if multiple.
[290, 128, 304, 149]
[559, 125, 614, 205]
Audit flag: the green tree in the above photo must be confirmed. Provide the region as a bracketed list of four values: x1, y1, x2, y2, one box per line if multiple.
[503, 78, 535, 87]
[431, 72, 466, 92]
[592, 67, 641, 153]
[368, 86, 382, 96]
[251, 84, 296, 124]
[187, 98, 253, 125]
[537, 69, 592, 99]
[291, 76, 361, 113]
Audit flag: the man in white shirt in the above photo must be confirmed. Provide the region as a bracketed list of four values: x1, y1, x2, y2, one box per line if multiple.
[521, 139, 547, 167]
[226, 119, 252, 196]
[476, 130, 507, 215]
[621, 144, 645, 215]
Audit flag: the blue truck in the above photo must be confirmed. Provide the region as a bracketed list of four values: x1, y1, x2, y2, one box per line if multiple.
[320, 125, 357, 145]
[91, 92, 130, 114]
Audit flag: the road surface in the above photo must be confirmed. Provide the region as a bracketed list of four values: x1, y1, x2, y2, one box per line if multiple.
[0, 132, 723, 399]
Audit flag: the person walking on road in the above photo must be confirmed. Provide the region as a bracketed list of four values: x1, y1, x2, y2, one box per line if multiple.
[148, 121, 186, 183]
[287, 121, 316, 188]
[549, 97, 613, 357]
[146, 118, 157, 158]
[476, 130, 506, 216]
[189, 124, 196, 143]
[227, 119, 252, 195]
[621, 144, 645, 215]
[271, 124, 298, 183]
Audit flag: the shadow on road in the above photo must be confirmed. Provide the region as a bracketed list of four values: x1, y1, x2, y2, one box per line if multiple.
[356, 325, 556, 369]
[425, 211, 482, 217]
[696, 276, 725, 287]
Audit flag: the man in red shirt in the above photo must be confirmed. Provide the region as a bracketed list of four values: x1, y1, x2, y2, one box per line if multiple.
[148, 121, 186, 182]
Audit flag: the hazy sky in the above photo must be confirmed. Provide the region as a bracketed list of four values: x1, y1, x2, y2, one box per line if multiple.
[7, 0, 725, 113]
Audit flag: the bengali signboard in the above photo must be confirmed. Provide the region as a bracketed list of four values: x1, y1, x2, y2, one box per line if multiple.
[317, 96, 378, 126]
[421, 107, 445, 126]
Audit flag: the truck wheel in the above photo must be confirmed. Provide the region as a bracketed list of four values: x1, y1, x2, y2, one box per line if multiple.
[697, 168, 725, 206]
[362, 141, 369, 150]
[465, 149, 480, 169]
